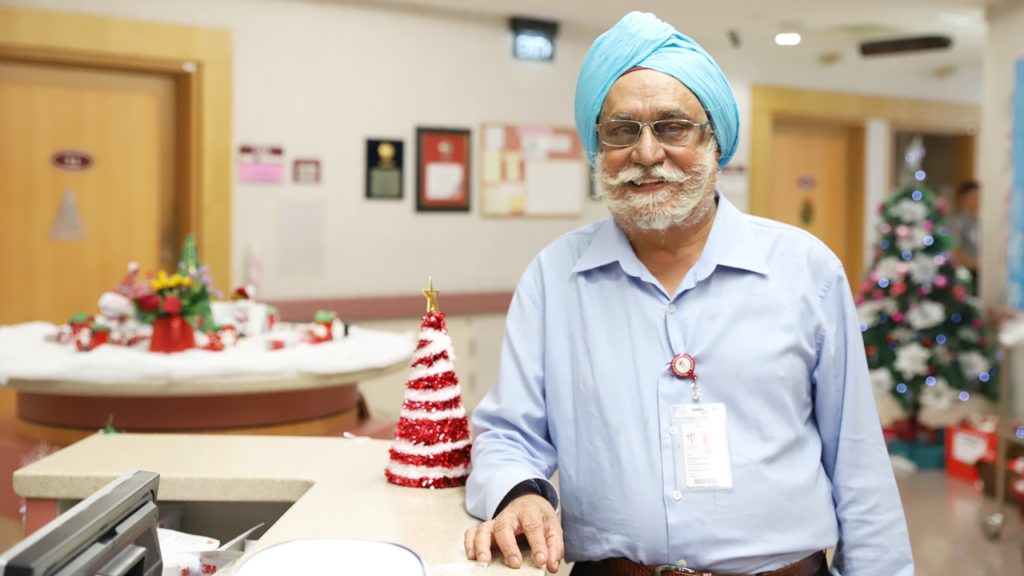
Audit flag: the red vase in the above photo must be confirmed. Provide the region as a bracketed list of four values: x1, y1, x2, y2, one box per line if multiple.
[150, 315, 196, 353]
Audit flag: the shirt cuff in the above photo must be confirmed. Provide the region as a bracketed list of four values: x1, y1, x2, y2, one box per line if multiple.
[492, 478, 559, 519]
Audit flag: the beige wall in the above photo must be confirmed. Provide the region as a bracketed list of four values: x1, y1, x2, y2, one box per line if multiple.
[1, 0, 982, 302]
[1, 0, 989, 417]
[980, 1, 1024, 306]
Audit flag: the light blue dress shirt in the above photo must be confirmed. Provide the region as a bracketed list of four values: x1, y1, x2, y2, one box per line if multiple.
[467, 195, 913, 575]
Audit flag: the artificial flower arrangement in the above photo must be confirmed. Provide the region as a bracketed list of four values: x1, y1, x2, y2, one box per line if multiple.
[129, 235, 219, 352]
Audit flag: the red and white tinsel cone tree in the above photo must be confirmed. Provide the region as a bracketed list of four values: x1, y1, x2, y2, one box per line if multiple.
[385, 278, 472, 488]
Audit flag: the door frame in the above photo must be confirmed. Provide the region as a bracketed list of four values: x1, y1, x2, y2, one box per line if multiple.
[750, 85, 979, 290]
[0, 5, 232, 290]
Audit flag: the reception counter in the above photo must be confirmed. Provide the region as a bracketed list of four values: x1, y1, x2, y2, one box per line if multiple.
[13, 433, 543, 575]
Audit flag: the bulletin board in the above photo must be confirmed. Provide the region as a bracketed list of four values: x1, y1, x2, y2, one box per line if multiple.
[480, 123, 588, 217]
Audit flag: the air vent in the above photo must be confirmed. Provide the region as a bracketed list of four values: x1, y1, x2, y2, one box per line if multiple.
[859, 35, 952, 56]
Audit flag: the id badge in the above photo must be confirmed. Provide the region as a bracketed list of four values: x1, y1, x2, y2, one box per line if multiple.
[670, 403, 733, 490]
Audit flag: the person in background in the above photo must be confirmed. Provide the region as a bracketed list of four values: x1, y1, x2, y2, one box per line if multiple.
[463, 11, 913, 576]
[950, 179, 981, 291]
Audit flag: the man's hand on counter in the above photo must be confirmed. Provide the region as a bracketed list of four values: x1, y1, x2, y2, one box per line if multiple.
[464, 494, 564, 573]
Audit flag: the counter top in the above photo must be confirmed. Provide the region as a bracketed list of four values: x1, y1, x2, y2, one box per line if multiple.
[14, 433, 543, 575]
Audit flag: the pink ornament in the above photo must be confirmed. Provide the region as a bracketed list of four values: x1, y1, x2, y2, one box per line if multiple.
[873, 289, 884, 299]
[891, 283, 907, 296]
[922, 220, 934, 232]
[973, 319, 983, 329]
[869, 271, 881, 282]
[896, 263, 909, 275]
[891, 311, 905, 323]
[896, 225, 910, 238]
[934, 275, 948, 289]
[918, 286, 929, 296]
[855, 296, 864, 305]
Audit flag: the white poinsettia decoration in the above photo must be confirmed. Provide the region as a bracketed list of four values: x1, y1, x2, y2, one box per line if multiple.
[897, 227, 928, 251]
[919, 377, 956, 410]
[857, 301, 884, 327]
[891, 327, 915, 343]
[894, 342, 931, 379]
[955, 267, 973, 282]
[931, 346, 954, 365]
[869, 368, 894, 396]
[909, 254, 939, 284]
[890, 199, 929, 223]
[875, 257, 903, 280]
[958, 327, 979, 343]
[882, 298, 901, 314]
[907, 301, 946, 330]
[958, 350, 990, 379]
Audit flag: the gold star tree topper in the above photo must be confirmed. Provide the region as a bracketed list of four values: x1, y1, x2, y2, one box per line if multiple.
[422, 277, 440, 313]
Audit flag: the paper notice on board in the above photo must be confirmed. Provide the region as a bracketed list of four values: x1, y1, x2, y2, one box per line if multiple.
[547, 134, 573, 154]
[504, 152, 523, 182]
[485, 127, 506, 151]
[520, 135, 548, 160]
[482, 151, 501, 183]
[525, 160, 585, 215]
[495, 182, 527, 214]
[426, 162, 464, 200]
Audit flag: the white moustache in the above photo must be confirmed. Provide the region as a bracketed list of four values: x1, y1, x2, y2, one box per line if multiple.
[604, 163, 692, 187]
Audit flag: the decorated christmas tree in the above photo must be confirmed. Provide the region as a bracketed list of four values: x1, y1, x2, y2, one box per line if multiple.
[857, 137, 998, 429]
[177, 234, 217, 333]
[385, 278, 472, 488]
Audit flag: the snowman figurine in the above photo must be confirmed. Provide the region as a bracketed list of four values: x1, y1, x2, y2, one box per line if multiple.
[96, 262, 142, 345]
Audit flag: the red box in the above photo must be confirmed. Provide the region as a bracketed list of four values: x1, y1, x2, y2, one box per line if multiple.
[945, 420, 997, 483]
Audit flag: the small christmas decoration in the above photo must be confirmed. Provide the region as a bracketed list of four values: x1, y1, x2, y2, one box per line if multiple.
[97, 262, 143, 345]
[75, 323, 110, 351]
[857, 137, 998, 432]
[100, 415, 122, 434]
[309, 310, 336, 344]
[385, 278, 472, 488]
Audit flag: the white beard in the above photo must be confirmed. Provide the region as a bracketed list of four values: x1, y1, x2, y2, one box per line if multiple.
[594, 140, 718, 232]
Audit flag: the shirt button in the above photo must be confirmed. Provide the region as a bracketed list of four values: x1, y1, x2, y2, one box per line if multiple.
[671, 490, 683, 502]
[667, 304, 677, 314]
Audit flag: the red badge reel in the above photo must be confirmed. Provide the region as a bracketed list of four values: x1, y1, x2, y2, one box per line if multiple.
[670, 353, 696, 380]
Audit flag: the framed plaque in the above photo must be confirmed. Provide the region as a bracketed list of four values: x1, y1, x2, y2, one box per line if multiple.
[416, 127, 470, 212]
[366, 139, 404, 199]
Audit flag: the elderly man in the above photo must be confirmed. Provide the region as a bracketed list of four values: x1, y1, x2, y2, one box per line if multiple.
[465, 12, 913, 576]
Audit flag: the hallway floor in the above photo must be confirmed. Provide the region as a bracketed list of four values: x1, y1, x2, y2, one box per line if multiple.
[899, 470, 1024, 575]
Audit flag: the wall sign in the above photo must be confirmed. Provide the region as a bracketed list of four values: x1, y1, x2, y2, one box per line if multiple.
[293, 158, 321, 185]
[238, 145, 284, 183]
[51, 150, 93, 172]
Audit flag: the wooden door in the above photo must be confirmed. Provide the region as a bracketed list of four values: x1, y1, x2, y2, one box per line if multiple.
[769, 120, 863, 285]
[0, 60, 177, 324]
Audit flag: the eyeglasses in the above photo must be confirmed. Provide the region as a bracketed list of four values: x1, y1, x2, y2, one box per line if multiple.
[595, 119, 710, 148]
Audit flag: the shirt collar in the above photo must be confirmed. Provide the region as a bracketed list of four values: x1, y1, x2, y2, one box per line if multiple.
[704, 193, 770, 276]
[572, 193, 769, 277]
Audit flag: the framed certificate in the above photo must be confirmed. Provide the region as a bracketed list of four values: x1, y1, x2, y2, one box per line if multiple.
[366, 139, 404, 199]
[416, 127, 471, 212]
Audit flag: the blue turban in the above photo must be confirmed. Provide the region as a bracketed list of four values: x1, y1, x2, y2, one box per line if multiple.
[574, 11, 739, 167]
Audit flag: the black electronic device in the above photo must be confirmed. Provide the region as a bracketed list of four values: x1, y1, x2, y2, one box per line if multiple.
[860, 35, 953, 56]
[0, 470, 162, 576]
